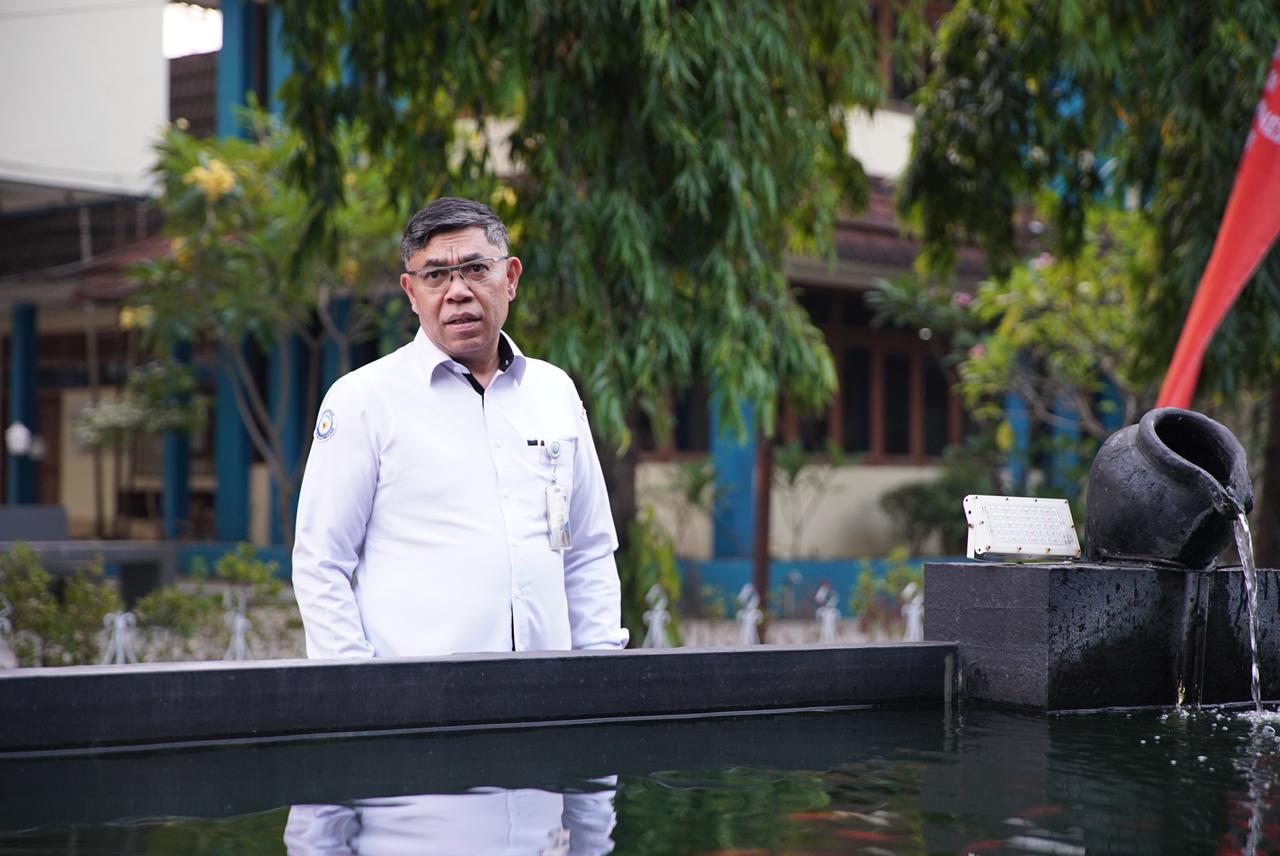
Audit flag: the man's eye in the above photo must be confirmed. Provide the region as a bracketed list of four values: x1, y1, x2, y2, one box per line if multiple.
[465, 263, 489, 276]
[424, 269, 448, 281]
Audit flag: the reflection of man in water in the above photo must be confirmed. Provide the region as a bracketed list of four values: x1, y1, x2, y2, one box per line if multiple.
[284, 786, 617, 856]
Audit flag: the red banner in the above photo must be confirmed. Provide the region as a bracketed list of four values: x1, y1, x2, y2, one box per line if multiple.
[1157, 41, 1280, 408]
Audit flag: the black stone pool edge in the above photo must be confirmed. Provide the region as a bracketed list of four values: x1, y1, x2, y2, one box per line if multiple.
[0, 642, 955, 754]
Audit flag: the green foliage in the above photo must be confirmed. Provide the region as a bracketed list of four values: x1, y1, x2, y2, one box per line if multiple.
[132, 584, 219, 641]
[957, 208, 1158, 436]
[0, 544, 300, 666]
[273, 0, 934, 449]
[653, 458, 722, 557]
[872, 206, 1156, 501]
[131, 111, 403, 542]
[71, 359, 209, 451]
[213, 543, 283, 601]
[617, 509, 682, 647]
[772, 439, 851, 560]
[880, 438, 1003, 554]
[671, 459, 721, 517]
[0, 544, 123, 666]
[135, 544, 297, 662]
[901, 1, 1280, 394]
[699, 584, 730, 621]
[613, 767, 831, 854]
[848, 548, 923, 639]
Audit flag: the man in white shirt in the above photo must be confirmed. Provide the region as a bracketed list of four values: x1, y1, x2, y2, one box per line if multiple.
[292, 197, 629, 658]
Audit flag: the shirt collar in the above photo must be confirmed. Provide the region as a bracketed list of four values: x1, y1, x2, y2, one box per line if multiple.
[412, 328, 527, 384]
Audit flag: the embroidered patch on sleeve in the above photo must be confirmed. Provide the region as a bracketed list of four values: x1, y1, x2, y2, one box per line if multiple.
[315, 409, 336, 441]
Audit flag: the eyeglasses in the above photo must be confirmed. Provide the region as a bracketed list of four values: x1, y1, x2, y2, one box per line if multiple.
[405, 256, 509, 288]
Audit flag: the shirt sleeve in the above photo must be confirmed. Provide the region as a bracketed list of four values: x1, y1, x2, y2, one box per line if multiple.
[563, 394, 630, 650]
[292, 377, 378, 659]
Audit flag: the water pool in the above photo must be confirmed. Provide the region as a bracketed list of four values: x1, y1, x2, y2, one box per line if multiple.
[2, 705, 1278, 854]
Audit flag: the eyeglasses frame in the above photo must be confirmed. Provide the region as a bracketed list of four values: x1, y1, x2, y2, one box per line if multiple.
[404, 256, 510, 289]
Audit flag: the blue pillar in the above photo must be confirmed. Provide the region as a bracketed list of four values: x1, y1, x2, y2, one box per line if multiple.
[269, 336, 307, 544]
[711, 399, 756, 559]
[1050, 394, 1081, 498]
[1099, 379, 1125, 435]
[162, 342, 192, 538]
[215, 0, 256, 538]
[321, 298, 352, 391]
[216, 0, 252, 138]
[7, 304, 37, 505]
[1004, 392, 1031, 493]
[214, 345, 250, 541]
[267, 5, 292, 114]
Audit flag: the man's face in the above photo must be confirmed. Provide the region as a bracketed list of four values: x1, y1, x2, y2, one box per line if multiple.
[399, 226, 521, 371]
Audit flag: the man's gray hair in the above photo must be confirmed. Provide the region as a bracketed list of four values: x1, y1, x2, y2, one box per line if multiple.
[400, 197, 510, 267]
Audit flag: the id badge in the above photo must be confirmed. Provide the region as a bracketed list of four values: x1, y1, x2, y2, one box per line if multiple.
[546, 484, 572, 552]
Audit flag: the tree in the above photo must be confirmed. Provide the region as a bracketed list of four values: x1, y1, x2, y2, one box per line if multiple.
[131, 113, 403, 543]
[71, 359, 210, 537]
[272, 1, 929, 549]
[897, 1, 1280, 560]
[872, 206, 1157, 538]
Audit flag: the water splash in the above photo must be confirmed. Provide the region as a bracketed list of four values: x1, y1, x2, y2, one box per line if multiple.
[1233, 513, 1263, 715]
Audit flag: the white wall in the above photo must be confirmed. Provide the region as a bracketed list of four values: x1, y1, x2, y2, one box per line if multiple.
[637, 460, 943, 559]
[846, 108, 915, 180]
[636, 462, 716, 560]
[0, 0, 167, 197]
[770, 463, 942, 558]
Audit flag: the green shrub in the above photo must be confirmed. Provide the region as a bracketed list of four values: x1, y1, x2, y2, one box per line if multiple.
[880, 438, 1001, 554]
[137, 544, 296, 661]
[0, 543, 123, 666]
[618, 509, 682, 647]
[848, 548, 923, 640]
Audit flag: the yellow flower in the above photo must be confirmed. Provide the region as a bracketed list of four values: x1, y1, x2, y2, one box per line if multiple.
[170, 237, 194, 269]
[182, 159, 237, 203]
[995, 420, 1015, 453]
[119, 305, 154, 331]
[343, 171, 358, 189]
[342, 258, 359, 284]
[490, 186, 518, 209]
[174, 117, 190, 131]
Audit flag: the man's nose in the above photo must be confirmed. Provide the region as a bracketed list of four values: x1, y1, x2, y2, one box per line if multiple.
[444, 270, 474, 298]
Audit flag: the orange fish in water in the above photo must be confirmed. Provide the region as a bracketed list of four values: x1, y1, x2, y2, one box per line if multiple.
[1020, 804, 1065, 819]
[835, 830, 897, 843]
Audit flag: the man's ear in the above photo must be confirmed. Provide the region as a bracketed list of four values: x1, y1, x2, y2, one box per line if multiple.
[399, 273, 418, 313]
[505, 256, 522, 300]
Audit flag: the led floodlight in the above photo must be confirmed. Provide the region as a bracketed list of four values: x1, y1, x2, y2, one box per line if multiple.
[963, 494, 1081, 562]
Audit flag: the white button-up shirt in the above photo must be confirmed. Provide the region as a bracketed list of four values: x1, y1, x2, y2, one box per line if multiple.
[292, 329, 629, 658]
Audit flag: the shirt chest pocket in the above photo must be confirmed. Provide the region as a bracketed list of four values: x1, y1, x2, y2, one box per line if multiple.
[535, 437, 577, 494]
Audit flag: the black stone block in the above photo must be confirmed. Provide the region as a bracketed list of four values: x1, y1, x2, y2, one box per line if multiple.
[925, 562, 1280, 711]
[0, 643, 956, 753]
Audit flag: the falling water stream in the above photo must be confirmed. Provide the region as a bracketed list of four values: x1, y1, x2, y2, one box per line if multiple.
[1234, 512, 1263, 715]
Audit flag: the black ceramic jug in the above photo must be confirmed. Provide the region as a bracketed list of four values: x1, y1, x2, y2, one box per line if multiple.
[1084, 407, 1253, 568]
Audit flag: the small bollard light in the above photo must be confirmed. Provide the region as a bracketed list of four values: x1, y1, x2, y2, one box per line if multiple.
[963, 495, 1081, 562]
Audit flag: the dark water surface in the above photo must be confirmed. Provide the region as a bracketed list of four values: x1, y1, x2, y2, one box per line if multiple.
[3, 705, 1280, 854]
